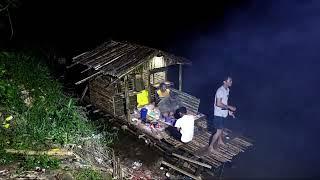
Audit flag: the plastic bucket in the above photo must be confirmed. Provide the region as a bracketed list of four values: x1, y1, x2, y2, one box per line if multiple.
[140, 108, 148, 122]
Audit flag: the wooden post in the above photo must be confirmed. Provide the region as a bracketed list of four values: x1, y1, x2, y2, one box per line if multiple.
[80, 85, 88, 102]
[148, 71, 151, 103]
[112, 97, 116, 116]
[152, 73, 155, 85]
[179, 64, 183, 91]
[165, 68, 168, 82]
[124, 76, 130, 121]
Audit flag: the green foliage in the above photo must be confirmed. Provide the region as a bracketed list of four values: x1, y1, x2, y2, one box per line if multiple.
[0, 52, 101, 150]
[19, 155, 60, 170]
[0, 148, 19, 165]
[0, 149, 59, 171]
[0, 51, 116, 179]
[74, 168, 105, 180]
[0, 62, 25, 112]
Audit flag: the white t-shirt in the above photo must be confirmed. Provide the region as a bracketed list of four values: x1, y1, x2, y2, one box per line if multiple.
[214, 86, 229, 118]
[174, 115, 195, 143]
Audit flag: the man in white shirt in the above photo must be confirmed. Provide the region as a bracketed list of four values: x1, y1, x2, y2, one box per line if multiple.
[209, 76, 236, 152]
[172, 107, 195, 143]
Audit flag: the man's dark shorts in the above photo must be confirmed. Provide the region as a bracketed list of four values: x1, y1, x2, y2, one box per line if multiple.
[208, 115, 225, 132]
[166, 126, 182, 141]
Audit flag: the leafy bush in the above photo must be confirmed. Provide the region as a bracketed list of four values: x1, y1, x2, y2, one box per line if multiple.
[0, 149, 19, 165]
[74, 168, 105, 180]
[20, 155, 60, 170]
[0, 52, 98, 149]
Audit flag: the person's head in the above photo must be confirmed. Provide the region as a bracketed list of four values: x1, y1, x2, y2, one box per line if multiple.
[150, 101, 156, 106]
[178, 107, 187, 116]
[159, 82, 167, 92]
[169, 92, 178, 102]
[223, 75, 233, 88]
[170, 91, 177, 98]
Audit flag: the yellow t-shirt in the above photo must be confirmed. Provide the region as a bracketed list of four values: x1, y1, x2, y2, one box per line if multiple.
[137, 90, 149, 107]
[157, 89, 170, 98]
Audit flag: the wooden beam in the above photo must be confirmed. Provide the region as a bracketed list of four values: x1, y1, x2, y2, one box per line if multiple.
[80, 85, 88, 102]
[148, 71, 151, 103]
[179, 64, 183, 91]
[81, 66, 92, 74]
[72, 51, 88, 61]
[5, 149, 74, 156]
[93, 109, 101, 113]
[124, 76, 130, 121]
[75, 71, 103, 85]
[113, 97, 116, 116]
[149, 66, 167, 74]
[85, 104, 92, 108]
[161, 161, 202, 180]
[66, 62, 79, 69]
[172, 153, 212, 169]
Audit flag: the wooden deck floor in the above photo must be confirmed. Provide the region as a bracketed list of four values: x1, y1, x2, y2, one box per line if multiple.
[162, 118, 254, 169]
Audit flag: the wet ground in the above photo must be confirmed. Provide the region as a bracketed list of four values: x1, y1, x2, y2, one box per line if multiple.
[111, 131, 167, 179]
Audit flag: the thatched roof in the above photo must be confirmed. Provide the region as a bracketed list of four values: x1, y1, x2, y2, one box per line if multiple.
[69, 40, 191, 79]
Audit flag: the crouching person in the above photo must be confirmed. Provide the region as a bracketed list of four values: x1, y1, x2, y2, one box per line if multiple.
[167, 107, 195, 143]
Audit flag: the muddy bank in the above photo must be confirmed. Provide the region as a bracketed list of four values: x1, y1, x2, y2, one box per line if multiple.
[111, 131, 167, 179]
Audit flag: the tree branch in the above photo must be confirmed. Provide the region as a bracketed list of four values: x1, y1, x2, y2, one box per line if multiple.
[7, 8, 13, 40]
[0, 4, 9, 13]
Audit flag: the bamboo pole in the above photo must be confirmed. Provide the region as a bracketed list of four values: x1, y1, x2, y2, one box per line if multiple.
[112, 150, 117, 179]
[117, 157, 122, 179]
[112, 97, 116, 116]
[5, 149, 73, 156]
[179, 64, 183, 91]
[161, 161, 202, 180]
[148, 71, 151, 103]
[75, 71, 103, 85]
[124, 76, 130, 122]
[172, 153, 212, 169]
[234, 137, 253, 147]
[80, 85, 88, 102]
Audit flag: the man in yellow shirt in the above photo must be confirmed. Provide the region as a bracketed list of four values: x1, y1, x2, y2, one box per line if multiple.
[156, 82, 170, 103]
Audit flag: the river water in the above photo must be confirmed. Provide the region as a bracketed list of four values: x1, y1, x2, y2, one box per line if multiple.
[50, 1, 320, 178]
[165, 1, 320, 178]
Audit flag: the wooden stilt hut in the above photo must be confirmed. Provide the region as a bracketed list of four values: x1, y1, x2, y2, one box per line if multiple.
[68, 40, 254, 179]
[69, 40, 191, 120]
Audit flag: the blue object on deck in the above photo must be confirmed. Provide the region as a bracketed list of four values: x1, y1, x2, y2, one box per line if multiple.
[164, 116, 176, 126]
[140, 108, 148, 123]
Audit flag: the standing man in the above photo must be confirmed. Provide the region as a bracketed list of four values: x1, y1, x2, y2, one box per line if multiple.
[209, 76, 236, 152]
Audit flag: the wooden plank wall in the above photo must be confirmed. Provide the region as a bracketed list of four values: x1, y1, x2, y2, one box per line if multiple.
[89, 76, 125, 117]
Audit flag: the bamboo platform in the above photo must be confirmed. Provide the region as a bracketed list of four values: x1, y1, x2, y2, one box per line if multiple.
[128, 113, 253, 170]
[85, 105, 253, 179]
[163, 118, 254, 169]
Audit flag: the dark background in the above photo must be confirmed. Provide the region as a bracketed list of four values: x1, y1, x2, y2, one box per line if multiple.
[1, 0, 320, 178]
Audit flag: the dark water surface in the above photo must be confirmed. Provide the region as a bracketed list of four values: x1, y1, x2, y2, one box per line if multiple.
[165, 0, 320, 178]
[10, 0, 320, 178]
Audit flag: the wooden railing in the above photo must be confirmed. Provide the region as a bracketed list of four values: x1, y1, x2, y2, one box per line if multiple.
[170, 88, 201, 115]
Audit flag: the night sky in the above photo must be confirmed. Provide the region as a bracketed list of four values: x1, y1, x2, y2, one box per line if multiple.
[7, 0, 245, 54]
[2, 0, 320, 178]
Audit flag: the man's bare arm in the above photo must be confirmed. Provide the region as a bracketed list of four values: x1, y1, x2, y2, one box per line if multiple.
[216, 98, 236, 111]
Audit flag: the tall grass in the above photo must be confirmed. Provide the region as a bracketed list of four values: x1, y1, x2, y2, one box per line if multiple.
[0, 52, 97, 150]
